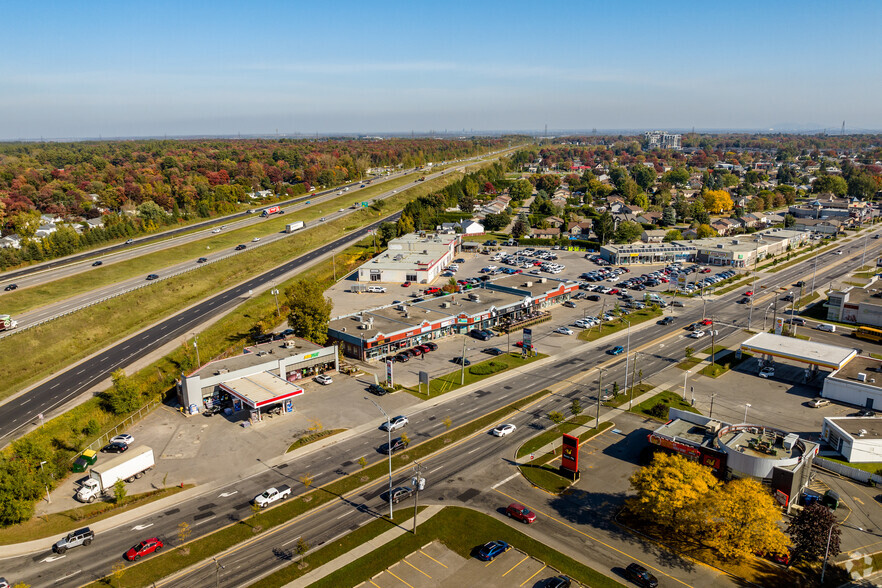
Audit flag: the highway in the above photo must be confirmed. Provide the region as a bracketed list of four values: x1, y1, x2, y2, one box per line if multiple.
[7, 230, 881, 587]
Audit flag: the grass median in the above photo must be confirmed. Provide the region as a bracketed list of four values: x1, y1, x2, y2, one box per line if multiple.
[629, 390, 699, 420]
[518, 422, 614, 493]
[404, 352, 547, 399]
[304, 506, 627, 588]
[82, 387, 554, 588]
[577, 307, 663, 343]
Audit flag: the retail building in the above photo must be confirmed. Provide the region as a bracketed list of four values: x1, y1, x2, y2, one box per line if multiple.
[356, 233, 459, 283]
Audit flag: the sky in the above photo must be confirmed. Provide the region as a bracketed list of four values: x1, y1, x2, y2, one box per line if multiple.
[1, 0, 880, 140]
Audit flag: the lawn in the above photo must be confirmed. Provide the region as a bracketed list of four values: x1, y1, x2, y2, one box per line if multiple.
[519, 422, 614, 492]
[404, 352, 547, 399]
[630, 390, 700, 421]
[698, 350, 751, 378]
[603, 384, 653, 408]
[517, 414, 592, 458]
[676, 356, 704, 370]
[286, 429, 345, 453]
[577, 307, 663, 342]
[305, 507, 626, 588]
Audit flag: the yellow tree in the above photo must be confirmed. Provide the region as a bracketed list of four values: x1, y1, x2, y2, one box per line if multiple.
[628, 453, 720, 532]
[700, 478, 790, 560]
[702, 189, 734, 213]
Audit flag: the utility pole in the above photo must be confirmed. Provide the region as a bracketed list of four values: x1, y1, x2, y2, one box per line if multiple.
[628, 352, 639, 411]
[709, 393, 716, 418]
[460, 336, 468, 385]
[365, 396, 394, 518]
[595, 368, 603, 428]
[193, 334, 201, 367]
[412, 461, 426, 534]
[710, 316, 716, 367]
[271, 287, 280, 317]
[623, 319, 631, 394]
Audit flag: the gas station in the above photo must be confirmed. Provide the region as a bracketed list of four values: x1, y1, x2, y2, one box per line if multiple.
[739, 332, 858, 382]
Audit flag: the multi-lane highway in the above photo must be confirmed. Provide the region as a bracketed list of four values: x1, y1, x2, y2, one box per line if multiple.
[6, 229, 880, 587]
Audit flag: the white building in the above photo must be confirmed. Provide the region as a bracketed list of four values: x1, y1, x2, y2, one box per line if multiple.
[644, 131, 682, 150]
[821, 417, 882, 463]
[461, 220, 484, 235]
[356, 233, 459, 283]
[823, 355, 882, 411]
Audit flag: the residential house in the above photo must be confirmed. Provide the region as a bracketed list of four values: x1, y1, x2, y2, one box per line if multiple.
[461, 220, 485, 235]
[34, 224, 58, 239]
[710, 218, 739, 236]
[792, 218, 842, 235]
[0, 235, 22, 249]
[622, 204, 644, 216]
[636, 211, 662, 225]
[531, 228, 561, 238]
[682, 228, 699, 240]
[545, 216, 566, 228]
[566, 220, 593, 237]
[738, 213, 764, 229]
[641, 229, 667, 243]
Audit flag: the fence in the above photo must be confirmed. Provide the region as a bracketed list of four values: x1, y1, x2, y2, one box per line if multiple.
[815, 456, 882, 486]
[77, 399, 163, 458]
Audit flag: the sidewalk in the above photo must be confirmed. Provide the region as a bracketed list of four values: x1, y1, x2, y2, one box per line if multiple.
[278, 505, 445, 588]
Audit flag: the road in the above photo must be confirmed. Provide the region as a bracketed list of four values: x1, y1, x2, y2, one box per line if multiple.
[8, 230, 882, 587]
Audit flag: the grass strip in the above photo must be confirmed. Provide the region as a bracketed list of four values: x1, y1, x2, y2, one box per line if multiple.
[676, 356, 703, 370]
[761, 242, 839, 273]
[81, 388, 553, 588]
[629, 390, 700, 420]
[519, 423, 614, 493]
[0, 486, 190, 545]
[577, 307, 662, 342]
[698, 350, 751, 378]
[286, 429, 345, 453]
[305, 506, 627, 588]
[602, 384, 653, 408]
[516, 415, 592, 459]
[403, 352, 546, 399]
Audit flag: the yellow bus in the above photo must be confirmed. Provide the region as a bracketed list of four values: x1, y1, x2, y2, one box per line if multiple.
[855, 326, 882, 342]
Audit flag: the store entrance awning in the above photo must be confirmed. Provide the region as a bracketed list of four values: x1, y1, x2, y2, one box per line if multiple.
[219, 371, 303, 409]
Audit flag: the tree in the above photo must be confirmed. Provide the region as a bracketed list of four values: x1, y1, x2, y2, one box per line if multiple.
[614, 220, 643, 244]
[789, 503, 840, 563]
[295, 536, 311, 567]
[570, 399, 583, 417]
[696, 224, 717, 239]
[400, 432, 410, 447]
[285, 280, 333, 345]
[813, 175, 847, 196]
[299, 472, 314, 488]
[703, 189, 734, 213]
[664, 229, 683, 242]
[113, 479, 127, 505]
[483, 211, 510, 231]
[593, 211, 615, 244]
[102, 369, 142, 415]
[378, 222, 397, 246]
[396, 213, 415, 236]
[700, 478, 789, 561]
[357, 457, 367, 469]
[177, 521, 192, 545]
[511, 219, 530, 239]
[510, 179, 533, 201]
[661, 206, 676, 227]
[111, 562, 126, 588]
[663, 168, 690, 187]
[547, 411, 565, 426]
[628, 452, 720, 533]
[783, 213, 795, 228]
[631, 165, 656, 191]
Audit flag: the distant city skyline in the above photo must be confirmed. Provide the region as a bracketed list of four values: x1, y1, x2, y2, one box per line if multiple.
[2, 0, 880, 141]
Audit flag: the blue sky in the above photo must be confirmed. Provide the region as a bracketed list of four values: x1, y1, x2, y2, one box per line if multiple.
[1, 0, 880, 139]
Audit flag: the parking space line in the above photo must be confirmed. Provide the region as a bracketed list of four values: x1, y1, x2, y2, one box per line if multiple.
[403, 559, 431, 578]
[419, 550, 448, 568]
[502, 554, 530, 577]
[521, 564, 546, 586]
[386, 569, 415, 587]
[369, 580, 382, 588]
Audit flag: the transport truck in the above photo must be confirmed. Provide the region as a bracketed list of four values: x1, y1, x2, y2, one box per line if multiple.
[253, 485, 291, 507]
[76, 446, 154, 503]
[261, 205, 281, 217]
[285, 221, 305, 233]
[0, 315, 18, 332]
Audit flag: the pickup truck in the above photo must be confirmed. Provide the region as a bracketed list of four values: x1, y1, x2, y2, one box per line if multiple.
[253, 485, 291, 508]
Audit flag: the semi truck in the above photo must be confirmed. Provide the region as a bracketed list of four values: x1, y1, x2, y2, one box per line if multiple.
[76, 446, 155, 503]
[261, 205, 281, 217]
[0, 315, 17, 332]
[285, 221, 305, 233]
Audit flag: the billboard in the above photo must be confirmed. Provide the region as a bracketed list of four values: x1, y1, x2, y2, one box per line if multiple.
[561, 433, 579, 472]
[523, 328, 533, 349]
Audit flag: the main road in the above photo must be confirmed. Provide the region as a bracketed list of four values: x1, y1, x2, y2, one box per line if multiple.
[6, 230, 880, 587]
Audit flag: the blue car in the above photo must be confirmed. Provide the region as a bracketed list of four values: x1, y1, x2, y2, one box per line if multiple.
[477, 540, 510, 561]
[609, 345, 625, 355]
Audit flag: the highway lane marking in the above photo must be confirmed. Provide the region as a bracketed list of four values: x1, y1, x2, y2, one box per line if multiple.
[403, 559, 432, 578]
[466, 447, 482, 455]
[282, 535, 302, 547]
[521, 564, 546, 586]
[50, 383, 59, 389]
[493, 487, 695, 587]
[336, 512, 351, 520]
[502, 554, 530, 577]
[491, 472, 519, 489]
[55, 569, 82, 582]
[192, 515, 216, 526]
[428, 466, 443, 475]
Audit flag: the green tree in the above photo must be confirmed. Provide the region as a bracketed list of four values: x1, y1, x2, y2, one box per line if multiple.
[483, 211, 510, 231]
[378, 222, 397, 246]
[813, 174, 847, 196]
[137, 201, 167, 226]
[511, 219, 530, 239]
[396, 213, 415, 236]
[102, 369, 142, 415]
[663, 168, 690, 187]
[510, 179, 533, 201]
[789, 502, 840, 563]
[661, 206, 676, 227]
[631, 165, 656, 191]
[570, 399, 583, 417]
[664, 229, 683, 242]
[593, 211, 615, 244]
[113, 479, 127, 505]
[547, 411, 565, 426]
[783, 213, 795, 228]
[285, 280, 334, 345]
[614, 220, 643, 244]
[295, 536, 311, 566]
[696, 224, 717, 239]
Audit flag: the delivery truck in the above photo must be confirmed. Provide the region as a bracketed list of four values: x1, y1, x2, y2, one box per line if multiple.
[261, 205, 281, 217]
[76, 446, 154, 503]
[0, 315, 18, 332]
[285, 221, 305, 233]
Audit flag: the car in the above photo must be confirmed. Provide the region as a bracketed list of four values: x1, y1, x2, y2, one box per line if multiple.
[339, 208, 345, 212]
[491, 423, 516, 437]
[367, 383, 387, 396]
[625, 562, 658, 587]
[587, 294, 601, 301]
[423, 342, 438, 351]
[782, 294, 794, 302]
[0, 577, 8, 588]
[858, 409, 876, 417]
[320, 217, 326, 222]
[197, 257, 208, 263]
[252, 237, 261, 242]
[125, 537, 164, 561]
[809, 398, 830, 408]
[417, 344, 432, 354]
[379, 437, 407, 454]
[834, 250, 843, 255]
[483, 347, 505, 356]
[554, 326, 574, 335]
[514, 341, 533, 349]
[690, 330, 706, 338]
[366, 285, 387, 293]
[92, 260, 103, 266]
[380, 415, 408, 432]
[546, 576, 572, 588]
[125, 239, 134, 244]
[480, 329, 495, 339]
[102, 441, 129, 453]
[451, 356, 471, 366]
[700, 268, 711, 273]
[658, 316, 675, 326]
[314, 374, 333, 385]
[506, 503, 536, 523]
[53, 527, 94, 554]
[425, 287, 441, 295]
[563, 300, 577, 308]
[759, 367, 775, 379]
[699, 319, 713, 326]
[146, 274, 159, 280]
[477, 540, 510, 561]
[235, 244, 247, 251]
[410, 347, 422, 356]
[212, 228, 221, 233]
[470, 329, 492, 341]
[402, 281, 412, 287]
[744, 291, 754, 296]
[3, 284, 16, 291]
[395, 353, 410, 363]
[795, 280, 806, 287]
[609, 345, 625, 355]
[381, 486, 414, 504]
[738, 297, 751, 304]
[110, 433, 134, 445]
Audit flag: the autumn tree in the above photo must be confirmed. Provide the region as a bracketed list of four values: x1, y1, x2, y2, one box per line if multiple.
[285, 280, 333, 345]
[628, 452, 720, 533]
[702, 190, 734, 213]
[696, 224, 717, 239]
[789, 503, 840, 563]
[664, 229, 683, 242]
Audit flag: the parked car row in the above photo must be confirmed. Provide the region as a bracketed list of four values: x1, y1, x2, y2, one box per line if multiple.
[394, 341, 438, 362]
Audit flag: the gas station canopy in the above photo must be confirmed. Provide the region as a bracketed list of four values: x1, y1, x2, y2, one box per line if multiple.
[219, 371, 303, 410]
[740, 333, 857, 371]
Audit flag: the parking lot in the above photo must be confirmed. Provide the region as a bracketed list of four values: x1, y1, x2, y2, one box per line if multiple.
[357, 540, 579, 588]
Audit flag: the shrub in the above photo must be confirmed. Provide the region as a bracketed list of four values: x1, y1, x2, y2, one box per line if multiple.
[468, 361, 506, 376]
[647, 402, 668, 419]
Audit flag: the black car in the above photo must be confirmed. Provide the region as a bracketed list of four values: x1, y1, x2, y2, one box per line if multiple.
[424, 342, 438, 351]
[381, 486, 414, 504]
[146, 274, 159, 280]
[795, 280, 806, 287]
[102, 441, 129, 454]
[587, 294, 601, 301]
[379, 437, 406, 455]
[625, 563, 658, 587]
[367, 383, 387, 396]
[658, 316, 675, 326]
[738, 297, 750, 304]
[451, 357, 471, 366]
[92, 260, 103, 267]
[395, 353, 410, 363]
[235, 244, 247, 251]
[483, 347, 504, 356]
[546, 576, 572, 588]
[858, 409, 876, 417]
[470, 329, 491, 341]
[3, 284, 16, 291]
[197, 257, 208, 263]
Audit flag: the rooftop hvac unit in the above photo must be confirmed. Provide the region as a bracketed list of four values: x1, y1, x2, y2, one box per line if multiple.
[359, 323, 369, 330]
[858, 372, 867, 382]
[213, 368, 229, 376]
[441, 302, 451, 308]
[524, 281, 533, 287]
[732, 239, 740, 245]
[783, 433, 799, 450]
[858, 429, 868, 437]
[705, 420, 722, 433]
[538, 277, 546, 283]
[396, 304, 405, 311]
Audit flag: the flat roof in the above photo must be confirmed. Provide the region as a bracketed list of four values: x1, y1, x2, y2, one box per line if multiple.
[653, 418, 718, 447]
[191, 338, 324, 379]
[718, 427, 801, 460]
[839, 286, 882, 306]
[826, 417, 882, 440]
[489, 275, 576, 298]
[830, 355, 882, 389]
[220, 371, 303, 408]
[741, 333, 857, 370]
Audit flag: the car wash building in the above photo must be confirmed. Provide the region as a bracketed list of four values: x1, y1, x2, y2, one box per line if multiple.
[178, 337, 338, 422]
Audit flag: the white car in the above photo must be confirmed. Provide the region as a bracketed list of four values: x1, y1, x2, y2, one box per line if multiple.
[554, 327, 574, 335]
[314, 374, 333, 385]
[573, 320, 591, 328]
[110, 434, 134, 446]
[758, 367, 775, 379]
[212, 228, 221, 233]
[366, 286, 387, 293]
[809, 398, 831, 408]
[339, 208, 345, 212]
[380, 415, 409, 432]
[252, 237, 260, 242]
[491, 423, 516, 437]
[690, 330, 706, 338]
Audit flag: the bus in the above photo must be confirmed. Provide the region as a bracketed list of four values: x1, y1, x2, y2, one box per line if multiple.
[854, 326, 882, 342]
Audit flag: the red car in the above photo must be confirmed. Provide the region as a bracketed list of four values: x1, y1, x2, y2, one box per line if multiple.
[402, 281, 412, 287]
[417, 344, 432, 353]
[701, 268, 711, 273]
[125, 537, 164, 561]
[410, 347, 423, 356]
[425, 287, 441, 295]
[506, 503, 536, 523]
[699, 319, 713, 326]
[514, 341, 534, 349]
[744, 291, 754, 296]
[609, 288, 620, 295]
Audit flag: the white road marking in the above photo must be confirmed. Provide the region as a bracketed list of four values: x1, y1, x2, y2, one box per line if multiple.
[193, 516, 216, 526]
[282, 535, 302, 546]
[467, 447, 481, 455]
[41, 554, 66, 563]
[218, 491, 238, 498]
[491, 473, 520, 490]
[132, 523, 154, 531]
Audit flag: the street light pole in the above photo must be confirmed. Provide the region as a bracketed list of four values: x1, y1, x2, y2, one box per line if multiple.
[811, 252, 819, 293]
[460, 335, 467, 385]
[193, 334, 201, 367]
[744, 403, 752, 423]
[623, 319, 631, 394]
[213, 558, 225, 588]
[271, 287, 280, 317]
[628, 352, 639, 411]
[595, 368, 604, 428]
[683, 370, 690, 400]
[365, 396, 394, 518]
[821, 521, 835, 584]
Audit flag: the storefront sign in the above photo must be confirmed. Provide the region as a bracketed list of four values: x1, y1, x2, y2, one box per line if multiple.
[523, 328, 533, 348]
[302, 351, 320, 360]
[561, 434, 579, 472]
[649, 434, 701, 459]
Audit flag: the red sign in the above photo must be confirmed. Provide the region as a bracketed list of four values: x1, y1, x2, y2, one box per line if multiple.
[561, 434, 579, 472]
